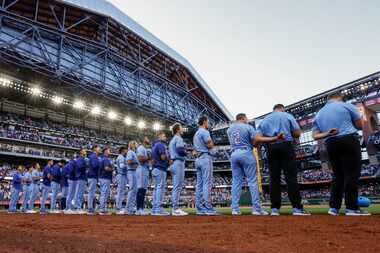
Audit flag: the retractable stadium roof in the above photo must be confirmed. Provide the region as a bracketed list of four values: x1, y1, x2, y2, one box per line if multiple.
[61, 0, 233, 120]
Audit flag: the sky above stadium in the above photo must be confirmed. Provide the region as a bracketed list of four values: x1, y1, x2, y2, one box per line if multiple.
[109, 0, 380, 119]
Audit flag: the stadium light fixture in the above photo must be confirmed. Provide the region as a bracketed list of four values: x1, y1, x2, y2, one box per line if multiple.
[73, 100, 85, 110]
[137, 120, 146, 129]
[124, 117, 133, 126]
[30, 87, 41, 96]
[0, 77, 10, 87]
[108, 111, 117, 120]
[91, 105, 101, 115]
[52, 96, 63, 105]
[153, 122, 161, 131]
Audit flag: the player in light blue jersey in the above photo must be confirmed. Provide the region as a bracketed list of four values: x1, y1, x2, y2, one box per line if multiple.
[115, 146, 128, 215]
[169, 123, 188, 216]
[21, 165, 33, 213]
[136, 137, 151, 216]
[27, 162, 42, 213]
[126, 141, 139, 215]
[227, 113, 284, 215]
[193, 116, 217, 215]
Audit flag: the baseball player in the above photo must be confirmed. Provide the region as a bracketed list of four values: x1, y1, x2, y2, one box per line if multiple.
[63, 158, 77, 214]
[169, 123, 188, 216]
[40, 159, 53, 214]
[50, 160, 65, 213]
[126, 141, 139, 215]
[60, 161, 68, 211]
[258, 105, 310, 216]
[27, 162, 42, 213]
[193, 116, 217, 215]
[74, 148, 87, 214]
[151, 131, 170, 216]
[8, 165, 24, 213]
[98, 147, 113, 215]
[313, 92, 370, 216]
[87, 145, 101, 215]
[21, 165, 33, 213]
[115, 146, 128, 215]
[136, 137, 151, 216]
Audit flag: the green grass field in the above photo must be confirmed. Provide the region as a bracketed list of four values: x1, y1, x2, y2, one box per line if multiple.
[182, 204, 380, 215]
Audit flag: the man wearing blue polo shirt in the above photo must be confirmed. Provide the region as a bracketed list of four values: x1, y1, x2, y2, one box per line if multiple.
[258, 104, 309, 216]
[228, 113, 284, 216]
[313, 92, 369, 216]
[193, 116, 216, 215]
[151, 131, 170, 216]
[169, 123, 188, 216]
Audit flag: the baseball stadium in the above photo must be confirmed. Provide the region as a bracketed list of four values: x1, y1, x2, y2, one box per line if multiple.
[0, 0, 379, 252]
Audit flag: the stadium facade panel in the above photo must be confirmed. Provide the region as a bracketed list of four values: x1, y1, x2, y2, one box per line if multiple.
[0, 0, 231, 127]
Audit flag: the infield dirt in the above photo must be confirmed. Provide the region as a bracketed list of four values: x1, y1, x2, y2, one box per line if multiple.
[0, 214, 379, 253]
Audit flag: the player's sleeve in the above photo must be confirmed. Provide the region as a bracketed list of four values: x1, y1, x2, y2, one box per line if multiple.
[256, 120, 265, 136]
[249, 125, 258, 141]
[345, 103, 362, 121]
[288, 114, 301, 131]
[201, 130, 212, 143]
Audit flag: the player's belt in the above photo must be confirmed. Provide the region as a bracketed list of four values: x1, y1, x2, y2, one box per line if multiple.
[194, 152, 209, 158]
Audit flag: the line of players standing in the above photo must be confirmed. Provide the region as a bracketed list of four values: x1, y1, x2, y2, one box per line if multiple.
[7, 123, 191, 216]
[7, 93, 371, 216]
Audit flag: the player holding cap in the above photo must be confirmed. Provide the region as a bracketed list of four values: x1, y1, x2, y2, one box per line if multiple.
[227, 113, 283, 215]
[258, 104, 309, 216]
[115, 146, 128, 215]
[40, 159, 53, 214]
[151, 131, 170, 216]
[27, 162, 41, 213]
[87, 145, 101, 215]
[136, 137, 151, 216]
[193, 116, 217, 216]
[99, 147, 114, 215]
[126, 141, 139, 215]
[312, 92, 370, 216]
[169, 123, 188, 216]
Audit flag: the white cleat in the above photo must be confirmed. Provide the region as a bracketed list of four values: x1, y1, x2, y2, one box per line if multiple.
[171, 209, 189, 216]
[26, 210, 37, 214]
[252, 210, 269, 216]
[76, 209, 87, 215]
[63, 210, 76, 215]
[136, 209, 150, 216]
[49, 210, 62, 214]
[116, 211, 125, 215]
[231, 210, 241, 216]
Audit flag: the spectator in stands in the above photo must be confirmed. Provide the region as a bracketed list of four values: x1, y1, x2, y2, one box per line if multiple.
[8, 165, 24, 213]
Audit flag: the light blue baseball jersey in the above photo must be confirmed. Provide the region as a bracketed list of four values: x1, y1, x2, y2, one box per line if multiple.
[193, 128, 212, 153]
[313, 101, 361, 138]
[115, 154, 127, 175]
[169, 135, 186, 160]
[126, 150, 138, 170]
[258, 111, 300, 141]
[31, 169, 41, 183]
[227, 122, 257, 150]
[23, 171, 32, 185]
[136, 145, 149, 166]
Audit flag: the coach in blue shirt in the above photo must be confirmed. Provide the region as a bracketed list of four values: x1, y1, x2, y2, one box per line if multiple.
[312, 92, 368, 216]
[258, 104, 309, 216]
[228, 113, 283, 216]
[151, 131, 170, 216]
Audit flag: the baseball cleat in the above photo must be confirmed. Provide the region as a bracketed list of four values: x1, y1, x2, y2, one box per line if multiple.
[328, 208, 339, 216]
[26, 210, 37, 214]
[116, 210, 125, 215]
[98, 212, 111, 216]
[136, 209, 150, 216]
[86, 211, 96, 216]
[292, 208, 311, 216]
[151, 211, 170, 216]
[63, 210, 76, 215]
[231, 210, 241, 216]
[171, 209, 188, 216]
[75, 209, 87, 215]
[252, 210, 269, 216]
[345, 209, 371, 216]
[271, 208, 280, 216]
[49, 210, 61, 214]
